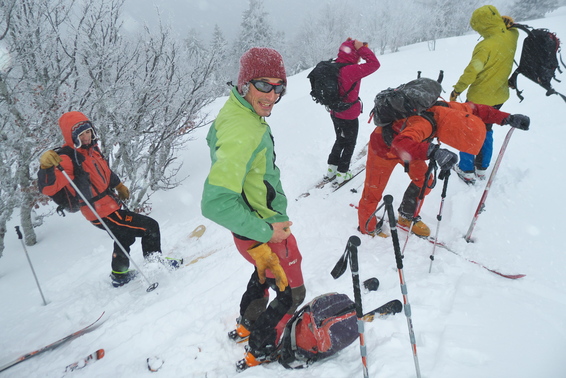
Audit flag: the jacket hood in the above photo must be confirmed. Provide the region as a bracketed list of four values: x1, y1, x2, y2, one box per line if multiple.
[336, 39, 360, 64]
[58, 111, 97, 149]
[470, 5, 506, 38]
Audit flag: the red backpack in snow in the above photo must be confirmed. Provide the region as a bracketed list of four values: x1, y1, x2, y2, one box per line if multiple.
[277, 293, 359, 369]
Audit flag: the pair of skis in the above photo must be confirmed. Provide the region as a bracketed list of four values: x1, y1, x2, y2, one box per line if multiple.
[0, 312, 107, 374]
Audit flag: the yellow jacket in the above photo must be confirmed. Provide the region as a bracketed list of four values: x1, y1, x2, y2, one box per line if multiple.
[454, 5, 519, 106]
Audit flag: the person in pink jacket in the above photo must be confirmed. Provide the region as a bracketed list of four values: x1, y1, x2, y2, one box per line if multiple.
[325, 38, 380, 184]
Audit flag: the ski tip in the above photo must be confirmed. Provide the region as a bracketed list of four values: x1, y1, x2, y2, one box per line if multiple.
[96, 349, 105, 359]
[189, 225, 206, 239]
[363, 277, 379, 292]
[501, 273, 526, 279]
[147, 356, 164, 372]
[390, 299, 403, 313]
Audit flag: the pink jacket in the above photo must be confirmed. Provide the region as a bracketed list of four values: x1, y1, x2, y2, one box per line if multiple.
[332, 40, 380, 120]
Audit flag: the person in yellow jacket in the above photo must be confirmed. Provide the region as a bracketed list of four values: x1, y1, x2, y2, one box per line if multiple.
[450, 5, 518, 185]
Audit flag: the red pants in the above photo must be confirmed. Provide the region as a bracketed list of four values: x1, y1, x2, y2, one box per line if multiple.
[233, 234, 305, 353]
[233, 234, 304, 287]
[357, 143, 431, 234]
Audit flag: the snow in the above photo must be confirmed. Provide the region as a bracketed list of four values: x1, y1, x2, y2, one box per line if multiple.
[2, 9, 566, 378]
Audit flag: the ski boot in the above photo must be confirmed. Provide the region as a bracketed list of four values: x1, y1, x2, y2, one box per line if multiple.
[235, 346, 277, 372]
[454, 165, 476, 185]
[145, 252, 183, 270]
[398, 214, 430, 237]
[110, 270, 138, 288]
[228, 317, 252, 343]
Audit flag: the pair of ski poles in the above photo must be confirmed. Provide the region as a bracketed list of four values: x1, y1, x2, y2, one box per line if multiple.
[333, 195, 422, 378]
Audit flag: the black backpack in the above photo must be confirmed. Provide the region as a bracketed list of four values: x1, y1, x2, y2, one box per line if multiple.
[38, 146, 90, 216]
[508, 23, 566, 102]
[277, 293, 359, 369]
[370, 76, 443, 146]
[307, 60, 358, 112]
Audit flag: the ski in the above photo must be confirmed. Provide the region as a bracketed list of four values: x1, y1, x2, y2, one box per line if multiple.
[362, 299, 403, 322]
[0, 312, 107, 373]
[188, 224, 206, 240]
[329, 165, 366, 193]
[147, 356, 164, 372]
[396, 224, 526, 279]
[64, 349, 105, 373]
[296, 143, 368, 200]
[297, 163, 366, 199]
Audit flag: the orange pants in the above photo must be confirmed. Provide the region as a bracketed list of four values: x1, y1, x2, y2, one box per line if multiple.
[357, 143, 432, 234]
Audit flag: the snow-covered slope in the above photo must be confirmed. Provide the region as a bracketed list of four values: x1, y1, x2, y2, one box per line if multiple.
[1, 8, 565, 378]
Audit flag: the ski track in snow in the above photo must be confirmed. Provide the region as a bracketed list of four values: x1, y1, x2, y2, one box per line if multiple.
[1, 8, 566, 378]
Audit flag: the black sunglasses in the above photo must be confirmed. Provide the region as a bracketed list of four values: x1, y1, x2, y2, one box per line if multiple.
[250, 79, 286, 95]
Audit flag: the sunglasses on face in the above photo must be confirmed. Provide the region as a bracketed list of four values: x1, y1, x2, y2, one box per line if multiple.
[250, 79, 286, 95]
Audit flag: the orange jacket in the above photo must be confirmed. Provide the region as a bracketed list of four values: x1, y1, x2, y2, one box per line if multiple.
[38, 112, 121, 221]
[370, 102, 510, 162]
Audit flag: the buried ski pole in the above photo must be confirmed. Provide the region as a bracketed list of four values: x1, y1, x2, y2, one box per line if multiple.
[331, 235, 369, 378]
[464, 128, 514, 243]
[15, 226, 48, 305]
[57, 166, 158, 292]
[429, 170, 450, 273]
[383, 194, 422, 378]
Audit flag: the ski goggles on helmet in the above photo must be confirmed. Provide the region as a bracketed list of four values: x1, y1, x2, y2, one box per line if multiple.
[249, 79, 286, 95]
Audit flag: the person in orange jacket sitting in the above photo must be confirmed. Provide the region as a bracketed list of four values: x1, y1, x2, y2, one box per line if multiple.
[38, 111, 181, 287]
[358, 100, 529, 237]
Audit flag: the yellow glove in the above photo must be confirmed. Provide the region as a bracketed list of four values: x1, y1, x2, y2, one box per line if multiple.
[247, 243, 288, 291]
[502, 16, 514, 29]
[449, 90, 460, 102]
[39, 150, 62, 169]
[115, 182, 130, 200]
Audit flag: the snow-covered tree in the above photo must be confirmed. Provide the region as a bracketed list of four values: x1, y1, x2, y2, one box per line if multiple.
[0, 0, 78, 249]
[227, 0, 280, 82]
[0, 0, 215, 255]
[510, 0, 560, 21]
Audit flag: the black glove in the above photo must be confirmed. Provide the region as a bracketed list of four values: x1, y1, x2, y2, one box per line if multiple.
[504, 114, 530, 130]
[428, 143, 458, 171]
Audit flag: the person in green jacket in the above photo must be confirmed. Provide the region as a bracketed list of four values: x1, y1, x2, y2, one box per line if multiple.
[450, 5, 519, 185]
[201, 47, 306, 371]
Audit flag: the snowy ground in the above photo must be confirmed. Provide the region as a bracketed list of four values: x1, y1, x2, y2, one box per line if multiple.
[1, 8, 566, 378]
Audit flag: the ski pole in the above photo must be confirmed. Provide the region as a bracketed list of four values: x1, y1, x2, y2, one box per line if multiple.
[331, 236, 369, 378]
[383, 194, 422, 378]
[401, 161, 436, 255]
[464, 128, 514, 242]
[57, 166, 158, 292]
[429, 170, 450, 273]
[346, 235, 369, 378]
[15, 226, 48, 305]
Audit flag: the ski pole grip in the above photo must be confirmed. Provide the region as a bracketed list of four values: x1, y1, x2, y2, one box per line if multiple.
[348, 235, 361, 248]
[15, 226, 22, 240]
[384, 195, 393, 206]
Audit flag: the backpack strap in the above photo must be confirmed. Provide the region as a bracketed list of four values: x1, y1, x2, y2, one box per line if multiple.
[277, 305, 311, 370]
[337, 62, 360, 108]
[419, 111, 437, 142]
[55, 146, 114, 208]
[512, 23, 534, 37]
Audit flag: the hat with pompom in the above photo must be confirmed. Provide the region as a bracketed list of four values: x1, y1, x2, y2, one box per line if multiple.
[237, 47, 286, 93]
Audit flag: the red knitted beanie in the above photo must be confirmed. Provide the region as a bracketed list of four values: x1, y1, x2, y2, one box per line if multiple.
[237, 47, 286, 92]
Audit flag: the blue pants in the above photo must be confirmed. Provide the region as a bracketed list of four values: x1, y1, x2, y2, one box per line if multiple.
[458, 130, 493, 171]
